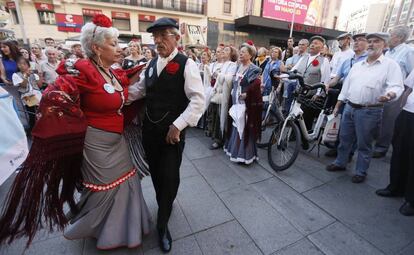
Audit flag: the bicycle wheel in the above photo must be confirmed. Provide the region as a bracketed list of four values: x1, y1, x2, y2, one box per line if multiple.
[257, 110, 281, 148]
[267, 120, 300, 171]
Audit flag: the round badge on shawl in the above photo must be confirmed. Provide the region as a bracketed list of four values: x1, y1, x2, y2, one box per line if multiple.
[103, 83, 115, 94]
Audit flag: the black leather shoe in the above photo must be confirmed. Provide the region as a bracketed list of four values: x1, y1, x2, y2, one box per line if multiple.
[326, 164, 346, 172]
[399, 202, 414, 216]
[376, 188, 404, 197]
[372, 151, 386, 158]
[351, 175, 366, 183]
[158, 226, 172, 253]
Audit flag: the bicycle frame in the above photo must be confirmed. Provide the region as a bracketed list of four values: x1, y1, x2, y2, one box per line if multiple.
[278, 98, 327, 145]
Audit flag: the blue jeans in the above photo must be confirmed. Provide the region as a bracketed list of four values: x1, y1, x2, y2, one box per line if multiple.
[334, 104, 383, 176]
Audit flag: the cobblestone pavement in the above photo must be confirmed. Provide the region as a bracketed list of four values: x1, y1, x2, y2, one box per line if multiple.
[1, 128, 413, 255]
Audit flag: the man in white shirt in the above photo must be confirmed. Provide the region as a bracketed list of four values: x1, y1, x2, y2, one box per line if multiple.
[376, 69, 414, 216]
[127, 17, 205, 253]
[330, 33, 355, 78]
[373, 26, 414, 158]
[326, 32, 404, 184]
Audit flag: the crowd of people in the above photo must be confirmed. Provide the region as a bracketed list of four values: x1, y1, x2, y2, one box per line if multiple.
[0, 12, 413, 254]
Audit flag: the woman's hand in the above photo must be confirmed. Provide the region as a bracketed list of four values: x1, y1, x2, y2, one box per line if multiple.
[239, 93, 247, 100]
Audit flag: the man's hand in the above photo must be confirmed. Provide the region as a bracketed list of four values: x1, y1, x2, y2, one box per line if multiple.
[378, 92, 396, 103]
[166, 124, 181, 145]
[311, 94, 320, 101]
[333, 101, 343, 117]
[239, 93, 247, 100]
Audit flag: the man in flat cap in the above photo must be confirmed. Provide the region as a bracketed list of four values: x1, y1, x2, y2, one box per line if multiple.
[330, 32, 354, 78]
[324, 33, 369, 158]
[373, 26, 414, 158]
[326, 32, 404, 184]
[292, 35, 330, 148]
[128, 17, 205, 253]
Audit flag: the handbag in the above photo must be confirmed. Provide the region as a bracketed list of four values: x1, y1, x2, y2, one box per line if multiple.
[322, 114, 341, 144]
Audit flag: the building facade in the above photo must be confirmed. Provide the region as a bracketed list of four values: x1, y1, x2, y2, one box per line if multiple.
[341, 2, 388, 35]
[2, 0, 208, 46]
[383, 0, 414, 43]
[206, 0, 344, 49]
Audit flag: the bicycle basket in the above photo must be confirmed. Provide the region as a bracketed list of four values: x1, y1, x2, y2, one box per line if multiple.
[297, 93, 325, 110]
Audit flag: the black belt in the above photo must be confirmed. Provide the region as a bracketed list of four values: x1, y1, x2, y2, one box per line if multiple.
[348, 101, 383, 109]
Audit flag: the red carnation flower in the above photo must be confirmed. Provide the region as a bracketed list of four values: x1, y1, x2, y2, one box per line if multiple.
[92, 14, 112, 28]
[312, 59, 319, 67]
[165, 61, 180, 75]
[246, 40, 254, 46]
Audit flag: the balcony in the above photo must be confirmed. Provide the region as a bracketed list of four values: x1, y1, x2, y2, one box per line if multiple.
[93, 0, 206, 15]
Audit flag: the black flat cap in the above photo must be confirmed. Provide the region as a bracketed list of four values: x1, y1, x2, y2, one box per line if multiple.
[309, 35, 326, 44]
[147, 17, 179, 33]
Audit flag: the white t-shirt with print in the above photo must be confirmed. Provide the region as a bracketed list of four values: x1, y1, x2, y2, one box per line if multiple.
[403, 69, 414, 113]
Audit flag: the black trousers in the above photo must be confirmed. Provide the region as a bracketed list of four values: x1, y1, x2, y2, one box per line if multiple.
[142, 120, 185, 229]
[388, 110, 414, 203]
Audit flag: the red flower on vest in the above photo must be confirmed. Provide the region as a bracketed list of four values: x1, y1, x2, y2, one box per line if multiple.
[311, 59, 319, 67]
[165, 61, 180, 75]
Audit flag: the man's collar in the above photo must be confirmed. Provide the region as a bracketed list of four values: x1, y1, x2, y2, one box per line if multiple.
[390, 43, 404, 52]
[354, 51, 368, 59]
[159, 48, 178, 61]
[363, 54, 384, 65]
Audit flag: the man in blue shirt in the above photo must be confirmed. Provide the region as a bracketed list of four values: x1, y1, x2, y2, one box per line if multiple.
[373, 26, 414, 158]
[324, 33, 368, 158]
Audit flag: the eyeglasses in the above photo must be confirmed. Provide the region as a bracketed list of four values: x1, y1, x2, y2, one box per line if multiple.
[150, 32, 176, 40]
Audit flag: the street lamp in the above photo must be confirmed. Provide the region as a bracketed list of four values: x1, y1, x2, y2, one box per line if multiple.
[289, 0, 298, 38]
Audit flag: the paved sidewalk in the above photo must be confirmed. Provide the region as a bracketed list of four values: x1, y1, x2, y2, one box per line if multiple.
[1, 128, 413, 255]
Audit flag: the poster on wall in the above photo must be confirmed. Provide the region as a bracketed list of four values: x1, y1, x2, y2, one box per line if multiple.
[56, 13, 83, 32]
[261, 0, 323, 26]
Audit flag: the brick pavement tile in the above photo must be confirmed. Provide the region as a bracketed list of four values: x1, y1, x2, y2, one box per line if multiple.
[272, 238, 324, 255]
[195, 220, 262, 255]
[83, 238, 143, 255]
[183, 137, 213, 160]
[144, 236, 202, 255]
[294, 154, 347, 183]
[23, 236, 83, 255]
[272, 166, 325, 193]
[252, 177, 335, 235]
[0, 237, 27, 255]
[180, 155, 200, 179]
[219, 186, 303, 255]
[141, 186, 192, 252]
[192, 156, 244, 193]
[399, 241, 414, 255]
[177, 176, 233, 233]
[308, 222, 383, 255]
[222, 158, 273, 185]
[186, 128, 205, 138]
[304, 176, 414, 254]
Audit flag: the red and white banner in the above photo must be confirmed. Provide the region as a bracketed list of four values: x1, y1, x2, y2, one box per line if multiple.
[82, 8, 103, 16]
[6, 1, 16, 9]
[111, 11, 130, 19]
[139, 14, 155, 22]
[34, 2, 54, 11]
[56, 13, 84, 32]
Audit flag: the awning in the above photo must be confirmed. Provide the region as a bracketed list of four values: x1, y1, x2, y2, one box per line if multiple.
[235, 15, 345, 40]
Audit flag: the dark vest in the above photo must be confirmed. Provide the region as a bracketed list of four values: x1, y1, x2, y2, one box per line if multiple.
[144, 53, 189, 128]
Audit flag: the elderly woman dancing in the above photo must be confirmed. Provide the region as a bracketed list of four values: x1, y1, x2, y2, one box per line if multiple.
[0, 14, 150, 250]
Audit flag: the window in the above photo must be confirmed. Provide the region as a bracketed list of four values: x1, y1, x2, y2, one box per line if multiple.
[223, 23, 235, 31]
[164, 0, 180, 11]
[224, 0, 231, 14]
[139, 21, 152, 32]
[38, 11, 56, 25]
[113, 18, 130, 31]
[9, 9, 19, 24]
[83, 15, 93, 24]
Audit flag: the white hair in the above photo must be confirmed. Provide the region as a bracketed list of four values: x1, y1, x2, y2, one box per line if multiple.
[391, 26, 411, 43]
[80, 22, 119, 58]
[44, 46, 57, 54]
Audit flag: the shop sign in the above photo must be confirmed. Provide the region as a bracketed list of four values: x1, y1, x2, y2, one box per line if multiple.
[56, 13, 84, 32]
[111, 11, 130, 19]
[34, 2, 54, 11]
